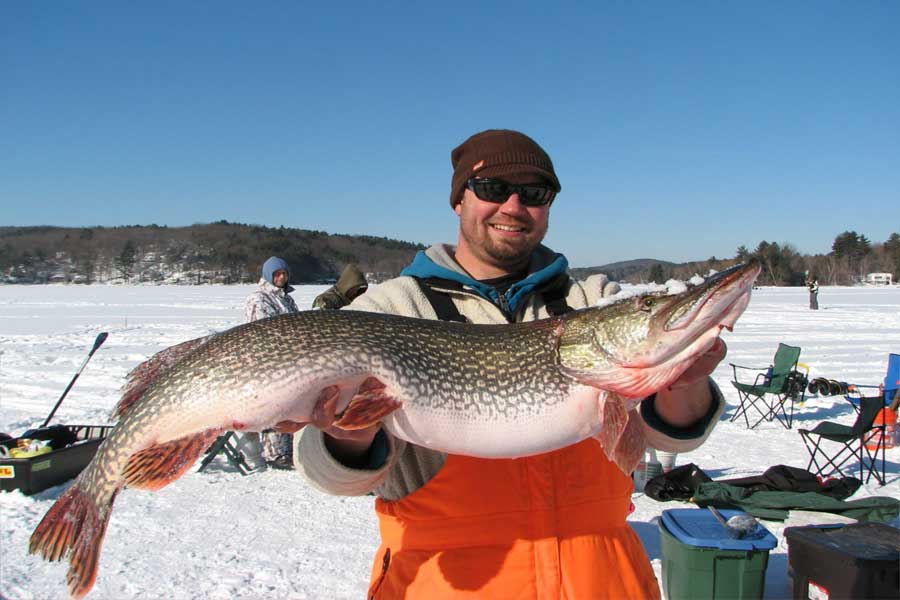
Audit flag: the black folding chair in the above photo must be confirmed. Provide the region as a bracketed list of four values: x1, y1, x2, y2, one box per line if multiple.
[197, 432, 256, 475]
[730, 343, 808, 429]
[799, 396, 887, 486]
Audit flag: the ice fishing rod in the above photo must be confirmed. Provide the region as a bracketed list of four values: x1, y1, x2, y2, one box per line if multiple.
[41, 331, 109, 427]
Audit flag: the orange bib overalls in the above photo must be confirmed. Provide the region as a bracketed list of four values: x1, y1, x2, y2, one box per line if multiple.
[368, 438, 660, 599]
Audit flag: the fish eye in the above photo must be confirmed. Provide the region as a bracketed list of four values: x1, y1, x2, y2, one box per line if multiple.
[639, 297, 655, 312]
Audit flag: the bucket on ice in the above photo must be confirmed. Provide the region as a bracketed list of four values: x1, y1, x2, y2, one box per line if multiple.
[865, 407, 897, 451]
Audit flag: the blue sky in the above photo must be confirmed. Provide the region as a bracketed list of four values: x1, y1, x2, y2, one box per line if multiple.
[1, 2, 898, 267]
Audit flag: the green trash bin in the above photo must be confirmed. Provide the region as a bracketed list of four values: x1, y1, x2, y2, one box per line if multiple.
[659, 508, 777, 600]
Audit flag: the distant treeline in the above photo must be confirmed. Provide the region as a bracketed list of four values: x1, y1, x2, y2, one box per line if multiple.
[0, 221, 425, 284]
[1, 223, 897, 286]
[573, 230, 900, 286]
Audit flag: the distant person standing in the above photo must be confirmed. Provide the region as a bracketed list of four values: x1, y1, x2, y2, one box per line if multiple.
[807, 278, 819, 310]
[242, 256, 299, 469]
[245, 256, 300, 321]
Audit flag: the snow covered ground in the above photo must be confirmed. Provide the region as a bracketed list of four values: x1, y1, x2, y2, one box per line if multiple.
[1, 283, 898, 599]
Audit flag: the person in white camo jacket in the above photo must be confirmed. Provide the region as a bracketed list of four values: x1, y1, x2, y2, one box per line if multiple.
[242, 256, 299, 469]
[245, 256, 300, 321]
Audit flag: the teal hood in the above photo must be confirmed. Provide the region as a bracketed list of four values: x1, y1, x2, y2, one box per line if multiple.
[400, 246, 569, 316]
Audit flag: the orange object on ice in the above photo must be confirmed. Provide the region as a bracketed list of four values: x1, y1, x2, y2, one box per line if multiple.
[866, 407, 897, 451]
[367, 439, 660, 599]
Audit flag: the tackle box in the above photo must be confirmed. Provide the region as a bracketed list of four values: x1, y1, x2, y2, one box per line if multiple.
[659, 507, 777, 600]
[784, 522, 899, 600]
[0, 424, 113, 495]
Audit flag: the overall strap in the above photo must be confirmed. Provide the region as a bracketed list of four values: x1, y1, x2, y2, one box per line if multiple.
[414, 274, 575, 321]
[414, 278, 468, 323]
[540, 273, 575, 316]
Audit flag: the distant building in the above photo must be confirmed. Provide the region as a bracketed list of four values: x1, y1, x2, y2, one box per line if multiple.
[866, 272, 893, 286]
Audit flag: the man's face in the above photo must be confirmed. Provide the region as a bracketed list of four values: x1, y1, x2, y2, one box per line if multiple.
[454, 183, 550, 276]
[272, 269, 288, 288]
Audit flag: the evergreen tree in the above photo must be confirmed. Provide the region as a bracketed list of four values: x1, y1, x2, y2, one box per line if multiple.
[885, 233, 900, 279]
[114, 240, 137, 280]
[647, 263, 666, 283]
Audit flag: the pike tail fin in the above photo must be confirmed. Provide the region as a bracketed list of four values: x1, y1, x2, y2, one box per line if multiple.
[123, 429, 222, 490]
[29, 482, 119, 599]
[29, 430, 222, 597]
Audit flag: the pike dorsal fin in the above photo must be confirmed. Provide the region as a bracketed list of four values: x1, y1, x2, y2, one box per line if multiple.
[123, 430, 222, 490]
[114, 334, 215, 418]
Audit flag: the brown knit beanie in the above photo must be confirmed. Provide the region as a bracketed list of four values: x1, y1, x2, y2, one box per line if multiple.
[449, 129, 561, 208]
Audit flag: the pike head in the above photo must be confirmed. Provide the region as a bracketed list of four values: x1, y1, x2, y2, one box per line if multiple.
[556, 261, 761, 397]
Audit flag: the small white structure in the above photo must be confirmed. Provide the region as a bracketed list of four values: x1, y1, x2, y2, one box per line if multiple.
[866, 272, 893, 286]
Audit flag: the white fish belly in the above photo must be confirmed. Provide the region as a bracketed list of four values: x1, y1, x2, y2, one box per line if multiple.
[383, 384, 603, 459]
[152, 381, 316, 443]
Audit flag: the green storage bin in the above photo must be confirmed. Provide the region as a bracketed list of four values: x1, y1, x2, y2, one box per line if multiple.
[659, 508, 777, 600]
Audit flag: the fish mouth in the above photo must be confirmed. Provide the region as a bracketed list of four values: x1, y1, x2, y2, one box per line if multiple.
[616, 261, 760, 370]
[662, 261, 761, 333]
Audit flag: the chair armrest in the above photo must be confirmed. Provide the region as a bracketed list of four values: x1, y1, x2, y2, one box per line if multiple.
[752, 372, 769, 386]
[845, 384, 880, 403]
[730, 363, 770, 387]
[729, 363, 763, 371]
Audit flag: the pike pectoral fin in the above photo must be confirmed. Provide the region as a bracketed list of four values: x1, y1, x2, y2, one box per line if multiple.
[29, 484, 117, 599]
[593, 392, 628, 455]
[591, 394, 647, 476]
[123, 429, 223, 490]
[605, 410, 647, 475]
[333, 377, 401, 430]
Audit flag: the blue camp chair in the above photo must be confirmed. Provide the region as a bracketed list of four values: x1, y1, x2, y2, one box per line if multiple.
[884, 353, 899, 404]
[845, 353, 900, 412]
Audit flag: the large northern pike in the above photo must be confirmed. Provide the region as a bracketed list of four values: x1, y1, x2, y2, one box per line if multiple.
[30, 261, 760, 598]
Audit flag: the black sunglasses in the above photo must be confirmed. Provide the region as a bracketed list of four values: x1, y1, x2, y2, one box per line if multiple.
[465, 178, 556, 207]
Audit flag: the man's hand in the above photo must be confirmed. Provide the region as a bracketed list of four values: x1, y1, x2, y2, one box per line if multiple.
[312, 387, 381, 463]
[273, 387, 380, 465]
[653, 338, 727, 428]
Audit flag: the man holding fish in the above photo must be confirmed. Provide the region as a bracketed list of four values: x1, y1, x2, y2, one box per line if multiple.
[30, 129, 761, 599]
[296, 129, 729, 599]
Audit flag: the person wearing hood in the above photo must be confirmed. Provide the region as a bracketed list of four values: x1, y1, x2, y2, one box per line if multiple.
[245, 256, 300, 321]
[241, 256, 299, 469]
[290, 130, 729, 598]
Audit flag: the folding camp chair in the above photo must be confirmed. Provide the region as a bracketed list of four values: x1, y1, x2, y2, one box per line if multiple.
[844, 353, 900, 413]
[799, 396, 887, 486]
[197, 432, 257, 475]
[730, 343, 808, 429]
[886, 353, 900, 405]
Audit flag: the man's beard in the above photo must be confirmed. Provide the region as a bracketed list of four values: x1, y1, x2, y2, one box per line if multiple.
[460, 224, 543, 270]
[483, 237, 536, 266]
